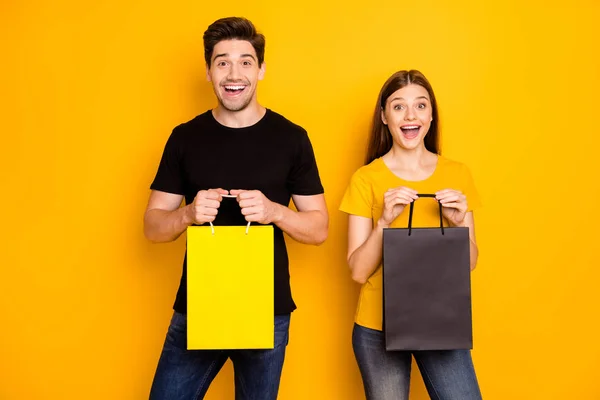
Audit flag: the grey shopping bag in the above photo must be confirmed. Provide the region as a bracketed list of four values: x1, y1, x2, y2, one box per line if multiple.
[382, 194, 473, 351]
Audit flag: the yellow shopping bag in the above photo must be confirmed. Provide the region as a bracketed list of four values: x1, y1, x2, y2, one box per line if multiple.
[186, 221, 274, 350]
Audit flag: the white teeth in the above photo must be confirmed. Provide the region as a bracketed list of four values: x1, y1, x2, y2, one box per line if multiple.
[225, 85, 245, 90]
[402, 126, 419, 130]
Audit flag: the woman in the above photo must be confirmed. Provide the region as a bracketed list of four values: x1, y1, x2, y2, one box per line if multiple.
[339, 70, 483, 399]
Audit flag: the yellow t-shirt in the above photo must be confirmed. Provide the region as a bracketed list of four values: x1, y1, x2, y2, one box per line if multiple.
[339, 155, 482, 331]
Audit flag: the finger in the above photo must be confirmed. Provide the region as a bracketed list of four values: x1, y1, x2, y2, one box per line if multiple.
[384, 195, 407, 208]
[200, 207, 218, 216]
[198, 199, 221, 208]
[388, 195, 413, 206]
[436, 189, 462, 198]
[389, 186, 417, 193]
[386, 187, 418, 196]
[244, 190, 262, 198]
[204, 191, 222, 200]
[244, 214, 260, 222]
[384, 190, 398, 200]
[210, 188, 229, 195]
[436, 191, 460, 200]
[236, 190, 259, 200]
[195, 192, 210, 204]
[238, 198, 259, 208]
[395, 192, 417, 203]
[436, 188, 461, 194]
[391, 187, 419, 200]
[384, 189, 400, 199]
[229, 189, 246, 196]
[438, 194, 459, 203]
[240, 206, 262, 216]
[438, 194, 464, 204]
[385, 191, 418, 202]
[400, 189, 419, 200]
[403, 187, 419, 196]
[195, 190, 207, 200]
[440, 202, 467, 211]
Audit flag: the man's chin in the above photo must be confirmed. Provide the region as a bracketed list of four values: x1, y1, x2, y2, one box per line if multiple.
[219, 99, 251, 112]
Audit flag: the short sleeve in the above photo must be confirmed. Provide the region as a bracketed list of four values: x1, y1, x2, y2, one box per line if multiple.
[461, 164, 482, 212]
[287, 131, 324, 196]
[149, 127, 185, 195]
[339, 170, 373, 218]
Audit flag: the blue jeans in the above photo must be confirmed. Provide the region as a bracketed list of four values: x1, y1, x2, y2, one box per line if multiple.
[352, 323, 482, 400]
[149, 312, 291, 400]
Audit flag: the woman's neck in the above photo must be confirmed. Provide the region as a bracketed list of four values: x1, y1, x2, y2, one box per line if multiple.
[383, 144, 438, 181]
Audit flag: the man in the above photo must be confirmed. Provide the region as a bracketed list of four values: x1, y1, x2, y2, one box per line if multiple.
[145, 17, 328, 400]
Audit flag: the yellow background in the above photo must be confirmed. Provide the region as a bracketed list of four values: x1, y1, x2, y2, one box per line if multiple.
[1, 1, 599, 399]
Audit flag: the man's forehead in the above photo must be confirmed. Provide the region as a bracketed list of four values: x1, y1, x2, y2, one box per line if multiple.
[213, 40, 256, 56]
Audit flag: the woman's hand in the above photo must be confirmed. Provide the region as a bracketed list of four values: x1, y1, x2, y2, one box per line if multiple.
[378, 187, 418, 228]
[435, 189, 468, 226]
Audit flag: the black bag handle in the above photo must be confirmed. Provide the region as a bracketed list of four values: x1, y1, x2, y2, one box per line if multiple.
[407, 194, 444, 236]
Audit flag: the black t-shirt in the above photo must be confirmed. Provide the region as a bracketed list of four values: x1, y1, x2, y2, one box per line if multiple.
[150, 109, 324, 315]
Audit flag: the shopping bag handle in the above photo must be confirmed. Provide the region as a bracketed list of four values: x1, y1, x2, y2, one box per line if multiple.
[207, 194, 251, 235]
[407, 194, 444, 236]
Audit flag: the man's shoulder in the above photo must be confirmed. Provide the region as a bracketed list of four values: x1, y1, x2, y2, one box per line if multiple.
[265, 109, 308, 137]
[164, 111, 213, 145]
[173, 110, 212, 132]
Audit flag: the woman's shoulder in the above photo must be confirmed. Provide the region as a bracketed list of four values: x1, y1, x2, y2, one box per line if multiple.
[437, 155, 473, 174]
[350, 158, 388, 181]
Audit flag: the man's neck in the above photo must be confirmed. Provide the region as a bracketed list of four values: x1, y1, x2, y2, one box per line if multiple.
[212, 103, 267, 128]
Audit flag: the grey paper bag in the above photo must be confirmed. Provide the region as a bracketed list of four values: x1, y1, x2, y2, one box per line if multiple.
[382, 194, 473, 351]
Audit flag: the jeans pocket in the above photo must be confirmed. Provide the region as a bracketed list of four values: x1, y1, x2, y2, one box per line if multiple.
[273, 314, 291, 348]
[353, 323, 386, 349]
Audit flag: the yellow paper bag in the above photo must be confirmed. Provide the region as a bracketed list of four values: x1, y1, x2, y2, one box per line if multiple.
[186, 223, 274, 350]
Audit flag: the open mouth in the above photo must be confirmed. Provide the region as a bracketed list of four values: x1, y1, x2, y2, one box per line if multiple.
[400, 125, 421, 139]
[223, 84, 247, 96]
